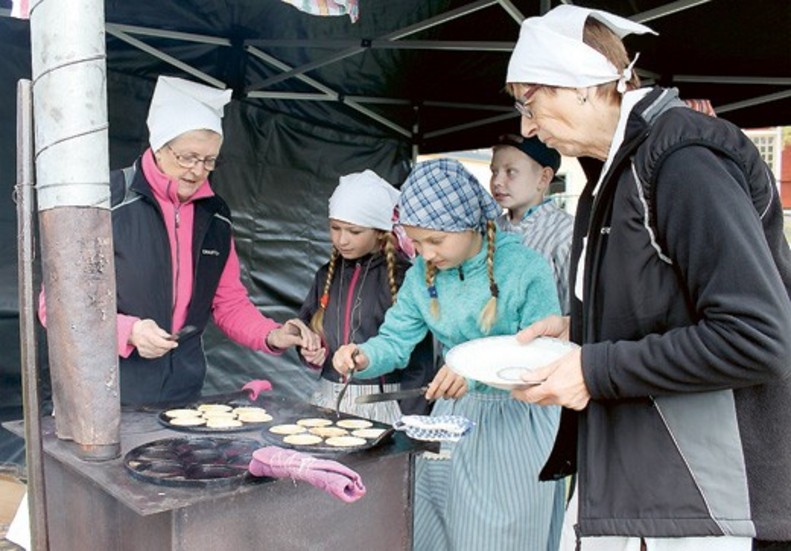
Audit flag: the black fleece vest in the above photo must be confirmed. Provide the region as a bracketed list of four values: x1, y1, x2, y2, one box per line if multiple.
[110, 161, 232, 406]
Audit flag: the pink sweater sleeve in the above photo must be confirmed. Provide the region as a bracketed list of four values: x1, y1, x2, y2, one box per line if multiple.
[39, 287, 140, 357]
[212, 240, 283, 354]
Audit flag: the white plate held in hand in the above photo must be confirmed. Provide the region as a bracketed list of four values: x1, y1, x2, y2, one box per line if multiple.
[445, 335, 578, 390]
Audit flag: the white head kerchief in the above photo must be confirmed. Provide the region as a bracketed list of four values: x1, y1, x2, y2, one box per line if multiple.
[507, 5, 656, 93]
[147, 76, 232, 151]
[329, 170, 400, 231]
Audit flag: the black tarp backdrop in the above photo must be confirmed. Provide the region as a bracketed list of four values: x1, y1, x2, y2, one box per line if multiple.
[0, 0, 789, 463]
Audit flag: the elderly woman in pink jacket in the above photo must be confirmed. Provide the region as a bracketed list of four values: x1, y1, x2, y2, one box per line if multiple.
[39, 76, 320, 406]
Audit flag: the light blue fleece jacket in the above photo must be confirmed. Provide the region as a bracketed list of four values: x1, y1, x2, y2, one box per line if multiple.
[358, 230, 560, 391]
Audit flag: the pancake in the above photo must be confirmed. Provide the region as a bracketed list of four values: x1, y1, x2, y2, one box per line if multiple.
[283, 434, 323, 446]
[336, 419, 373, 430]
[200, 411, 237, 420]
[205, 418, 243, 429]
[308, 426, 348, 438]
[197, 403, 233, 413]
[238, 412, 273, 423]
[169, 416, 206, 427]
[164, 408, 201, 418]
[296, 418, 333, 428]
[351, 428, 387, 439]
[232, 406, 267, 416]
[269, 424, 307, 435]
[325, 436, 367, 448]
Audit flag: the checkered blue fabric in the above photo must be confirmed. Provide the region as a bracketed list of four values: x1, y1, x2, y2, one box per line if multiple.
[393, 414, 475, 442]
[398, 158, 501, 232]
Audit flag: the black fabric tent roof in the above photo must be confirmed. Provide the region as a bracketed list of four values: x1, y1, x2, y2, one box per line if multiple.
[0, 0, 788, 461]
[100, 0, 790, 153]
[6, 0, 788, 155]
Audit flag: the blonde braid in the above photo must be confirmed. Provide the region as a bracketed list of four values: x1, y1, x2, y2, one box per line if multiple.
[381, 232, 398, 304]
[426, 262, 440, 319]
[310, 248, 339, 336]
[478, 220, 499, 333]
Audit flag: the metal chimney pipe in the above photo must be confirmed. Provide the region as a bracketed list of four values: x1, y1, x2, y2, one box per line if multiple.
[30, 0, 120, 460]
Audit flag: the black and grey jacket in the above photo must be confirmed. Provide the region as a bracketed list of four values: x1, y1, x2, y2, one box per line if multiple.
[542, 88, 791, 541]
[110, 159, 232, 406]
[298, 252, 435, 414]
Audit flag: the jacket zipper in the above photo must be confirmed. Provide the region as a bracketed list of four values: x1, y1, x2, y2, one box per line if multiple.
[342, 263, 362, 384]
[173, 197, 181, 320]
[343, 263, 362, 345]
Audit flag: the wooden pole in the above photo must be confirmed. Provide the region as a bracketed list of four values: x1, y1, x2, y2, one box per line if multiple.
[16, 78, 50, 551]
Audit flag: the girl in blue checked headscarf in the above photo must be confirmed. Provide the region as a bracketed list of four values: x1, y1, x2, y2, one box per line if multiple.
[333, 158, 565, 551]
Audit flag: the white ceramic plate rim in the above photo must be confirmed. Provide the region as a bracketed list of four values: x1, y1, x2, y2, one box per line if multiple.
[445, 335, 578, 390]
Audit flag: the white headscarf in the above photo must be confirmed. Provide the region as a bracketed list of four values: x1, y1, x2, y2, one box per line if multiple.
[147, 76, 232, 151]
[329, 170, 400, 231]
[507, 5, 656, 93]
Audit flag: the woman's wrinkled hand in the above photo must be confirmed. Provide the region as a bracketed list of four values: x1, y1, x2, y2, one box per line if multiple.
[129, 319, 177, 359]
[267, 318, 321, 351]
[511, 347, 590, 410]
[515, 315, 570, 344]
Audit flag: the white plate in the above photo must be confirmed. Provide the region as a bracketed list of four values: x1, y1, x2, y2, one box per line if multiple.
[445, 335, 578, 390]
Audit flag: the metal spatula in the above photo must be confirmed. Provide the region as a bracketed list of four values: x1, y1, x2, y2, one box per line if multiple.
[334, 367, 355, 418]
[334, 350, 360, 418]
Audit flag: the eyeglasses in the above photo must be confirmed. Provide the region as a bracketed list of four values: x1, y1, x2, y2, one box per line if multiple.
[514, 86, 541, 120]
[514, 100, 534, 120]
[166, 145, 219, 171]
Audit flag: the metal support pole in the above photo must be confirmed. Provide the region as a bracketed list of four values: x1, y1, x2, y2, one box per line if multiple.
[30, 0, 120, 461]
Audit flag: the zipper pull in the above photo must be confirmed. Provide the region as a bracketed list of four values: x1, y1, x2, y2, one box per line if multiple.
[175, 206, 180, 228]
[458, 265, 465, 281]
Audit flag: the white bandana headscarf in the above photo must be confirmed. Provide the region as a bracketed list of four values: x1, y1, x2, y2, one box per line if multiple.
[147, 76, 232, 151]
[329, 170, 400, 231]
[507, 5, 657, 94]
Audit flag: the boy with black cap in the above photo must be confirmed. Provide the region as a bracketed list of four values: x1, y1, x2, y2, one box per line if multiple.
[490, 134, 574, 313]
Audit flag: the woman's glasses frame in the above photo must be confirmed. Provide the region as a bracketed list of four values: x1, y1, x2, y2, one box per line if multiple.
[166, 145, 219, 171]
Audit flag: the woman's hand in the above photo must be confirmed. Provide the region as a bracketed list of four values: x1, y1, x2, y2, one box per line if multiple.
[426, 365, 467, 400]
[267, 319, 321, 351]
[332, 344, 369, 375]
[511, 347, 590, 410]
[129, 319, 177, 359]
[515, 315, 570, 344]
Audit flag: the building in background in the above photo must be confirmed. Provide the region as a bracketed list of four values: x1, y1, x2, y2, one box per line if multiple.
[745, 127, 790, 208]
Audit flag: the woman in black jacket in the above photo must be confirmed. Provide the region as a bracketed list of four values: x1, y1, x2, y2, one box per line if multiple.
[505, 5, 791, 551]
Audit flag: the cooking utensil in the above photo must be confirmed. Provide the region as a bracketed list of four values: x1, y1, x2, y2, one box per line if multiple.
[334, 366, 356, 419]
[169, 324, 198, 341]
[334, 349, 361, 417]
[355, 386, 429, 405]
[124, 436, 258, 489]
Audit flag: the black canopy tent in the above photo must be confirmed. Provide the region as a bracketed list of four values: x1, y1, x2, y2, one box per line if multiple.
[0, 0, 789, 462]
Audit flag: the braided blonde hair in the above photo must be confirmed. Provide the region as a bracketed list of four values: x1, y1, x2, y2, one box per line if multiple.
[310, 248, 339, 336]
[478, 220, 499, 333]
[310, 231, 398, 336]
[380, 232, 399, 304]
[425, 262, 440, 319]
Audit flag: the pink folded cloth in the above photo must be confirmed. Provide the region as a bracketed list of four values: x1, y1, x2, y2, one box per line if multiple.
[248, 446, 366, 503]
[242, 379, 273, 400]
